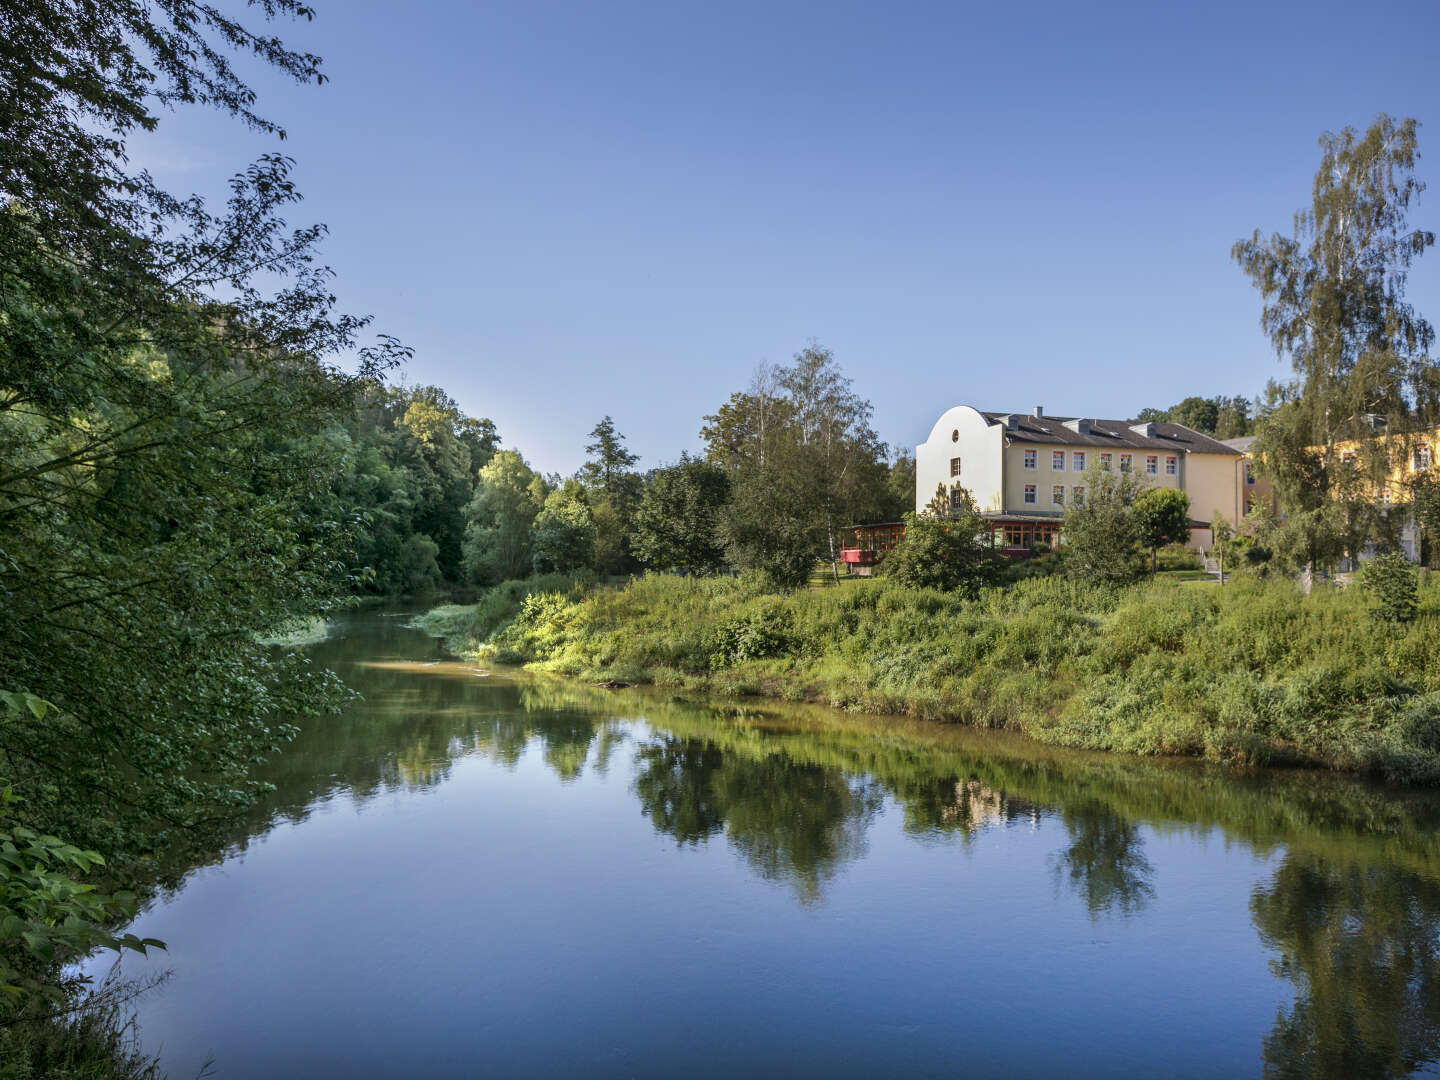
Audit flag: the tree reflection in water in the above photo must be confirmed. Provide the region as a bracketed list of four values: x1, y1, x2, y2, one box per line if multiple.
[633, 735, 882, 903]
[1051, 801, 1155, 919]
[1253, 853, 1440, 1079]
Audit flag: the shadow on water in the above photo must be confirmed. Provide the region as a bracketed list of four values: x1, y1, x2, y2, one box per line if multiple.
[164, 611, 1440, 1077]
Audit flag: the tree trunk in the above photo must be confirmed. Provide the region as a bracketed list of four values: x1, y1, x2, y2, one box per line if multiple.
[827, 518, 840, 583]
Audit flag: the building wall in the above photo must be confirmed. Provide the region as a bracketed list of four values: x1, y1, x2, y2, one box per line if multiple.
[915, 406, 1005, 513]
[1184, 452, 1238, 528]
[1001, 441, 1187, 514]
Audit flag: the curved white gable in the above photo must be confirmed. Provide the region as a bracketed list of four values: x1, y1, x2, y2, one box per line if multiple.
[915, 404, 1005, 513]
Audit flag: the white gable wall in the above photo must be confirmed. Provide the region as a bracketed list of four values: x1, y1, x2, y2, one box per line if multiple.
[915, 406, 1005, 513]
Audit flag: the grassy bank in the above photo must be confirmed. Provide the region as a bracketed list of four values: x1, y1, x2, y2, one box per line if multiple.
[419, 570, 1440, 783]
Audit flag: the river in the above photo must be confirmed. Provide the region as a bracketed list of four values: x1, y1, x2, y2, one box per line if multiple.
[87, 610, 1440, 1078]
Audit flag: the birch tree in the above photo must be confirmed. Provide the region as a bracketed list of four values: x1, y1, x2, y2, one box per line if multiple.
[1234, 115, 1438, 574]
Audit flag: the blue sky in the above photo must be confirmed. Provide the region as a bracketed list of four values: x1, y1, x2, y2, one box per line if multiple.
[132, 0, 1440, 474]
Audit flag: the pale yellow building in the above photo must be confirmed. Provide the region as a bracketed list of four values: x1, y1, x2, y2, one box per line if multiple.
[1324, 421, 1439, 563]
[915, 405, 1246, 554]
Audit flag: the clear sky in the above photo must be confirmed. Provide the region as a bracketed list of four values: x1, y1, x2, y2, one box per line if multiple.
[131, 0, 1440, 475]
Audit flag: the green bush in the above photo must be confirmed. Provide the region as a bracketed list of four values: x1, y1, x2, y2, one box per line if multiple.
[1360, 552, 1419, 622]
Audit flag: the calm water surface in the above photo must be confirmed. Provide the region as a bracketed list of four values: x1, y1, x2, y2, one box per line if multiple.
[91, 612, 1440, 1078]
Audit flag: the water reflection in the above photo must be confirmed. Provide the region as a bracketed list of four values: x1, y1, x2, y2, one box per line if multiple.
[1254, 853, 1440, 1078]
[166, 612, 1440, 1077]
[635, 736, 882, 902]
[1052, 801, 1156, 918]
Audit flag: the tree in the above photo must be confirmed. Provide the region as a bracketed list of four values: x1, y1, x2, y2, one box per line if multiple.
[580, 416, 640, 495]
[1131, 488, 1191, 572]
[703, 347, 892, 585]
[1234, 115, 1439, 574]
[720, 461, 824, 588]
[1412, 473, 1440, 568]
[1063, 466, 1145, 585]
[882, 450, 918, 520]
[531, 484, 597, 574]
[632, 455, 731, 574]
[462, 451, 548, 584]
[1134, 395, 1254, 438]
[578, 417, 642, 575]
[883, 485, 998, 594]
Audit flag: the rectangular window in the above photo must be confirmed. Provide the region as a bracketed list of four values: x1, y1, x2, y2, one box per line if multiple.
[1073, 451, 1086, 472]
[949, 487, 965, 511]
[1341, 449, 1357, 464]
[1145, 455, 1158, 475]
[1416, 445, 1432, 471]
[1166, 455, 1178, 476]
[1023, 449, 1037, 470]
[1073, 485, 1085, 506]
[1243, 494, 1253, 517]
[950, 456, 962, 477]
[1119, 454, 1132, 473]
[1023, 484, 1037, 505]
[1100, 453, 1112, 471]
[1244, 462, 1255, 485]
[1052, 485, 1064, 506]
[1052, 450, 1065, 471]
[1382, 487, 1393, 506]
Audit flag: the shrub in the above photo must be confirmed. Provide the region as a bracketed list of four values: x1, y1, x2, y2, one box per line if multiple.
[1360, 552, 1419, 622]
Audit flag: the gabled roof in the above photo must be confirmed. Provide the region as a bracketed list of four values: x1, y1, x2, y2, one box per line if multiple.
[979, 412, 1242, 455]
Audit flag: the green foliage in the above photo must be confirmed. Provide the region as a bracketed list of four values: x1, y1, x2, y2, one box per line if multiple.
[1413, 473, 1440, 568]
[704, 346, 893, 582]
[1360, 552, 1419, 622]
[425, 566, 1440, 783]
[579, 416, 640, 497]
[1131, 487, 1191, 571]
[578, 416, 643, 575]
[530, 484, 598, 575]
[462, 450, 548, 585]
[1235, 115, 1439, 566]
[883, 487, 999, 594]
[708, 605, 798, 668]
[1135, 395, 1254, 438]
[632, 454, 730, 574]
[1063, 466, 1145, 585]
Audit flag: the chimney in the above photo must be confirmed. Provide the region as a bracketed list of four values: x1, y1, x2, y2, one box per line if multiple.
[1032, 406, 1044, 419]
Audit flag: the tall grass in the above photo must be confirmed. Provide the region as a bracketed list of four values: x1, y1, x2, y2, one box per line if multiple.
[422, 570, 1440, 783]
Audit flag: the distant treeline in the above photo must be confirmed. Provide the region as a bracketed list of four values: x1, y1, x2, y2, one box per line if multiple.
[345, 345, 915, 594]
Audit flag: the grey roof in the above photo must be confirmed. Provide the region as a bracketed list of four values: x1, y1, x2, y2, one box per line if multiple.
[980, 412, 1242, 455]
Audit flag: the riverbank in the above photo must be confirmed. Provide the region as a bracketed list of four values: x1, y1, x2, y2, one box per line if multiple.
[420, 570, 1440, 784]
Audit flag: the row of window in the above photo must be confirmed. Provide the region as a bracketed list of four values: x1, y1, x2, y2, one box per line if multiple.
[1023, 484, 1083, 507]
[1337, 445, 1434, 470]
[1021, 449, 1177, 475]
